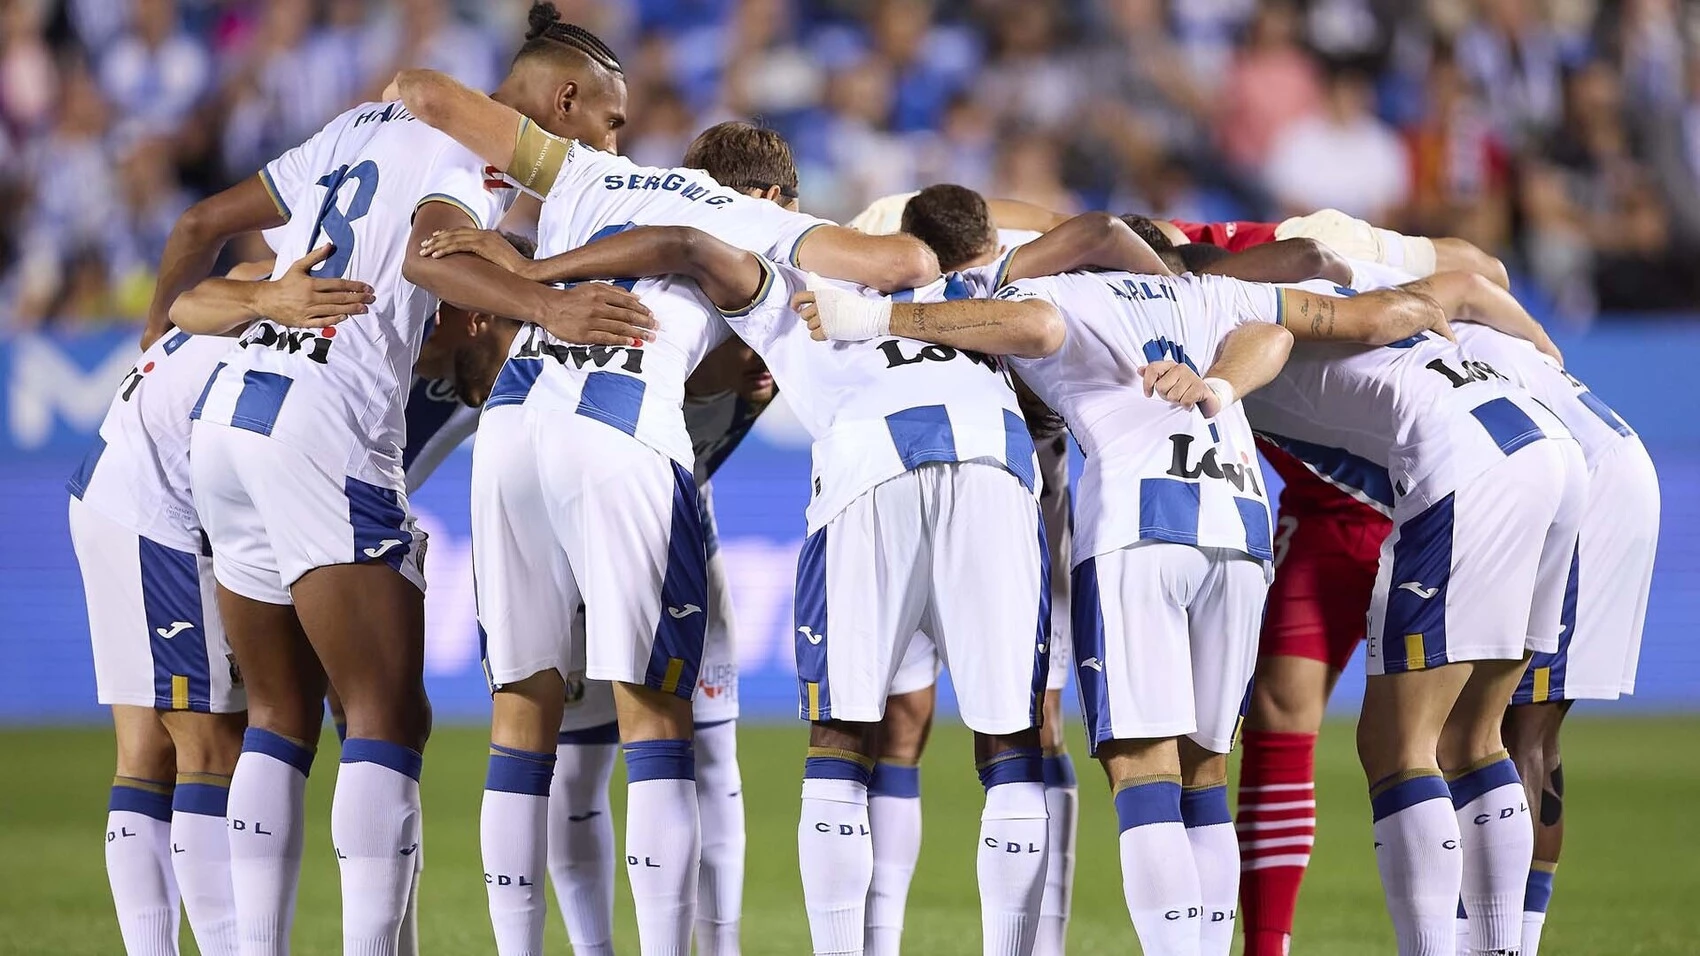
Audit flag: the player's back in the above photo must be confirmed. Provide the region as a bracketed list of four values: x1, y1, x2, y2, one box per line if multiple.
[1452, 323, 1636, 471]
[1004, 270, 1275, 563]
[194, 102, 513, 489]
[729, 260, 1033, 532]
[69, 329, 230, 552]
[488, 274, 729, 469]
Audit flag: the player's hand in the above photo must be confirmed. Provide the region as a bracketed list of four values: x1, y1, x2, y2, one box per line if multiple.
[421, 228, 536, 279]
[254, 244, 376, 328]
[1534, 334, 1563, 366]
[791, 278, 891, 342]
[534, 282, 656, 346]
[1140, 360, 1220, 416]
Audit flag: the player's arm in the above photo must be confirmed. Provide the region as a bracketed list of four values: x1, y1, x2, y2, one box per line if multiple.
[424, 223, 766, 315]
[1138, 322, 1294, 418]
[144, 175, 292, 347]
[395, 70, 563, 196]
[1001, 212, 1172, 283]
[1432, 237, 1510, 289]
[794, 285, 1064, 359]
[170, 246, 375, 334]
[792, 225, 940, 294]
[1277, 287, 1452, 346]
[1400, 270, 1561, 362]
[403, 201, 656, 345]
[987, 198, 1070, 234]
[1199, 238, 1353, 286]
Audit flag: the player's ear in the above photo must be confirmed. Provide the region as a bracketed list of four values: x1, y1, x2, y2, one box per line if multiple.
[555, 79, 579, 118]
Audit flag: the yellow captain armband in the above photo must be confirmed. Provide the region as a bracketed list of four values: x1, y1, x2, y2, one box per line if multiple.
[511, 117, 574, 195]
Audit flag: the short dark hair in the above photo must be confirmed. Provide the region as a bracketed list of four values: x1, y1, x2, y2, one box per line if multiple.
[901, 184, 995, 272]
[1174, 243, 1230, 273]
[516, 3, 622, 74]
[499, 232, 537, 260]
[1119, 214, 1174, 253]
[682, 122, 799, 195]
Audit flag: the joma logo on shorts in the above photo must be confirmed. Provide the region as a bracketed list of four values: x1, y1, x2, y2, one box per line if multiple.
[240, 323, 334, 364]
[1165, 434, 1263, 496]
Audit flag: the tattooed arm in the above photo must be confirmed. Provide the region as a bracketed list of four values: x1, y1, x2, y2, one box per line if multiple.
[1278, 286, 1453, 345]
[793, 290, 1065, 358]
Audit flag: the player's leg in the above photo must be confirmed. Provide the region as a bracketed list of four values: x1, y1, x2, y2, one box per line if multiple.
[1034, 687, 1077, 956]
[548, 677, 620, 956]
[472, 405, 577, 956]
[1238, 512, 1383, 956]
[569, 435, 711, 956]
[107, 706, 183, 956]
[161, 710, 245, 956]
[794, 474, 927, 956]
[692, 525, 745, 956]
[928, 466, 1052, 956]
[1076, 544, 1206, 956]
[1182, 552, 1269, 956]
[70, 499, 182, 955]
[865, 642, 938, 956]
[1501, 701, 1565, 956]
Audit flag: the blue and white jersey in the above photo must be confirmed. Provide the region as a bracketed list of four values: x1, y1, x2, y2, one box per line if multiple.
[68, 329, 229, 554]
[401, 376, 480, 491]
[191, 101, 517, 490]
[484, 271, 732, 468]
[1001, 271, 1280, 566]
[1244, 279, 1574, 517]
[729, 260, 1036, 533]
[1453, 323, 1636, 472]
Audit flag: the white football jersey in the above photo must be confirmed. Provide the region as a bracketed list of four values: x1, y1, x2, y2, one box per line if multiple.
[533, 135, 834, 263]
[1002, 271, 1280, 566]
[1244, 280, 1572, 516]
[728, 260, 1036, 532]
[68, 329, 229, 553]
[191, 102, 517, 490]
[485, 275, 731, 468]
[1453, 323, 1635, 469]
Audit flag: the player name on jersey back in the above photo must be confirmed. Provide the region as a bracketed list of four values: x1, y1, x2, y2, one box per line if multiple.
[1002, 270, 1279, 565]
[69, 329, 230, 552]
[191, 101, 515, 490]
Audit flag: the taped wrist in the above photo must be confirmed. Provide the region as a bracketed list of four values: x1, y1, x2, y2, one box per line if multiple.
[1203, 377, 1236, 414]
[811, 283, 892, 341]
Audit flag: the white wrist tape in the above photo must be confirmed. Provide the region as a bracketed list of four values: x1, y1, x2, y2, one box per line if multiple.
[808, 280, 892, 341]
[1204, 377, 1236, 413]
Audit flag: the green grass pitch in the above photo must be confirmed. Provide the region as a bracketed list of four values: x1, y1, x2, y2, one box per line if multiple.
[2, 716, 1695, 954]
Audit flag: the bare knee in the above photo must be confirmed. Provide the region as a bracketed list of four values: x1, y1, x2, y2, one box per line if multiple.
[161, 711, 246, 775]
[1097, 736, 1181, 789]
[877, 688, 935, 764]
[614, 681, 695, 742]
[112, 706, 176, 780]
[339, 681, 429, 750]
[1245, 655, 1332, 734]
[809, 719, 875, 759]
[491, 670, 568, 753]
[1179, 738, 1228, 789]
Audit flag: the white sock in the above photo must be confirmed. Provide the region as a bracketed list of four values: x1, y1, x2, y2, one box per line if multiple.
[1449, 757, 1532, 956]
[399, 843, 422, 956]
[1371, 772, 1465, 956]
[482, 744, 555, 955]
[548, 732, 617, 956]
[976, 752, 1049, 956]
[623, 740, 701, 956]
[228, 729, 313, 955]
[1114, 780, 1202, 956]
[106, 778, 180, 956]
[172, 776, 239, 956]
[866, 762, 923, 956]
[1521, 864, 1555, 956]
[1455, 903, 1472, 956]
[334, 739, 424, 956]
[693, 720, 745, 956]
[798, 755, 874, 956]
[1036, 755, 1078, 956]
[1181, 785, 1238, 956]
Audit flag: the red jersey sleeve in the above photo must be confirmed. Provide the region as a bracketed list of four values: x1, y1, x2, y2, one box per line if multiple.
[1169, 219, 1280, 252]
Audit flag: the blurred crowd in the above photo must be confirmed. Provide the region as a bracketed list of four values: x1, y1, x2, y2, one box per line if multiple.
[3, 0, 1700, 330]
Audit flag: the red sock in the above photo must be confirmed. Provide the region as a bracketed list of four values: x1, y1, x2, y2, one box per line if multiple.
[1237, 730, 1318, 956]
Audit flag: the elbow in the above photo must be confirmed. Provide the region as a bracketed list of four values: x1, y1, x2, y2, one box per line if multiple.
[664, 226, 709, 277]
[876, 239, 939, 293]
[396, 70, 440, 123]
[400, 248, 437, 290]
[1300, 240, 1354, 286]
[1014, 301, 1065, 359]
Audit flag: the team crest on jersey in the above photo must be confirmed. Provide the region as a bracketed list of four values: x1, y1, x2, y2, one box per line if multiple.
[240, 322, 337, 364]
[422, 378, 459, 404]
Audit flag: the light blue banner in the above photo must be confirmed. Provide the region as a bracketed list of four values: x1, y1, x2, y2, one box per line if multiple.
[1, 324, 1695, 723]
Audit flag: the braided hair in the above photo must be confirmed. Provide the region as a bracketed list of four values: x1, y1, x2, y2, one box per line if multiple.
[518, 3, 623, 74]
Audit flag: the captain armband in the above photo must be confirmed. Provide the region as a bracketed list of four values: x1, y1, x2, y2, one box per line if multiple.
[511, 118, 574, 195]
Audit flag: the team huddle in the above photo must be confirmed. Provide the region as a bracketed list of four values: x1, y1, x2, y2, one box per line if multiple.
[67, 6, 1659, 956]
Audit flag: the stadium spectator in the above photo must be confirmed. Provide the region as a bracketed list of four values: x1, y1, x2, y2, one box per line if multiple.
[95, 0, 211, 135]
[1264, 64, 1410, 222]
[1215, 0, 1324, 172]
